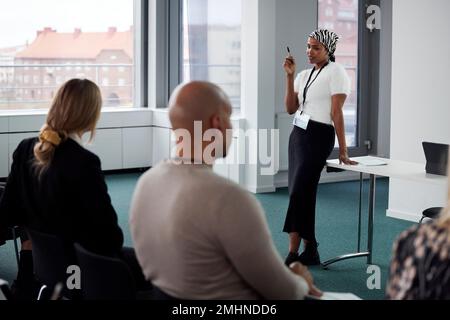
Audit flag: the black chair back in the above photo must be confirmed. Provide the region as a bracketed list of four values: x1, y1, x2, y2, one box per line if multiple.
[74, 243, 136, 300]
[0, 279, 12, 300]
[27, 228, 73, 299]
[152, 286, 181, 301]
[0, 181, 24, 267]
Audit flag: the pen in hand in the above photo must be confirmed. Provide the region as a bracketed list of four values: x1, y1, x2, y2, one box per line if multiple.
[286, 46, 295, 64]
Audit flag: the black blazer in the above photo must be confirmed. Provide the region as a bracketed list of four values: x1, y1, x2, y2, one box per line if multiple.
[0, 137, 123, 256]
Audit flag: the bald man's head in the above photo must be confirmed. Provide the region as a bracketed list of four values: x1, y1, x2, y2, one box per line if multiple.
[168, 81, 232, 132]
[168, 81, 233, 163]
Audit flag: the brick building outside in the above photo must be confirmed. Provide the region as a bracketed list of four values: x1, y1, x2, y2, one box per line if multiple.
[11, 27, 133, 109]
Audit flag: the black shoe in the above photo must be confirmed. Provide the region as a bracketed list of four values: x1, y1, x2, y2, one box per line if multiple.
[284, 252, 299, 266]
[298, 243, 321, 266]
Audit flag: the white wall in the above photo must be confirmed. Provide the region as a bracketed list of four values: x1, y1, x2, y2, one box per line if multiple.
[275, 0, 317, 114]
[388, 0, 450, 221]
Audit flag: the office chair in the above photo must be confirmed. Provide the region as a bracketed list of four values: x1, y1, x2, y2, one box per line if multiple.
[0, 181, 21, 268]
[419, 142, 448, 224]
[419, 207, 443, 224]
[152, 286, 180, 301]
[27, 228, 75, 300]
[0, 279, 13, 300]
[73, 243, 137, 300]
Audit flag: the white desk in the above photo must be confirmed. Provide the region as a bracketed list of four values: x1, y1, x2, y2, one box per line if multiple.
[323, 156, 447, 268]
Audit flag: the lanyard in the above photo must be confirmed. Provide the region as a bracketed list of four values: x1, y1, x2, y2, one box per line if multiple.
[302, 62, 329, 108]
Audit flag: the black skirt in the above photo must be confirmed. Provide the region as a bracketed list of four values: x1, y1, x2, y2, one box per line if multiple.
[283, 121, 335, 242]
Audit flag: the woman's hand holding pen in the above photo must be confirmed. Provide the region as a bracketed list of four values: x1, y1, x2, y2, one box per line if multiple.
[284, 48, 296, 76]
[284, 47, 299, 114]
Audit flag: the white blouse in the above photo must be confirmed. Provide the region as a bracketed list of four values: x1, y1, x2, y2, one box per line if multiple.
[294, 62, 351, 125]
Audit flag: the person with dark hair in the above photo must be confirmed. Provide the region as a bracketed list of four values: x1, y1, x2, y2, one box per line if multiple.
[282, 29, 357, 266]
[0, 79, 147, 299]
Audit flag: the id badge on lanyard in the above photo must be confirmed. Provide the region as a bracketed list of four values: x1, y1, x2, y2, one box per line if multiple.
[293, 111, 311, 130]
[293, 62, 328, 131]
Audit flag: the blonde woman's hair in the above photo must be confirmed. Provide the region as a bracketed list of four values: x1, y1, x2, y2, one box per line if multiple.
[34, 79, 102, 175]
[437, 152, 450, 227]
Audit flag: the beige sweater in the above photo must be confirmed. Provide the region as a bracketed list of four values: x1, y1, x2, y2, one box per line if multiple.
[129, 161, 308, 300]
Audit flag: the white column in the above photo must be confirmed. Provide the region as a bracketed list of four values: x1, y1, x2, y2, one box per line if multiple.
[241, 0, 277, 193]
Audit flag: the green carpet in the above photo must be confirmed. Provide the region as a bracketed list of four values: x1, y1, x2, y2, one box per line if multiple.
[0, 173, 414, 300]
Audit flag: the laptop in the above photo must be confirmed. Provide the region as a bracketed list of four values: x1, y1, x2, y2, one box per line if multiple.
[422, 142, 449, 176]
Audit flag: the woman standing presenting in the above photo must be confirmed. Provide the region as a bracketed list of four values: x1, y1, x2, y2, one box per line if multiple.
[283, 29, 357, 266]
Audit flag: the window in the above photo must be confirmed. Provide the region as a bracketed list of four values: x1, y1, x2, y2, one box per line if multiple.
[326, 7, 334, 17]
[319, 0, 358, 148]
[318, 0, 378, 156]
[171, 0, 242, 111]
[0, 0, 135, 110]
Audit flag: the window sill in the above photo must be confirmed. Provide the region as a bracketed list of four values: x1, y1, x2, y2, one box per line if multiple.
[0, 106, 149, 117]
[0, 107, 244, 134]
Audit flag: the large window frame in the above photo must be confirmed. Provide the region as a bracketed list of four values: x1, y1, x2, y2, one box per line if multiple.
[134, 0, 149, 109]
[165, 0, 242, 112]
[322, 0, 380, 159]
[0, 0, 147, 112]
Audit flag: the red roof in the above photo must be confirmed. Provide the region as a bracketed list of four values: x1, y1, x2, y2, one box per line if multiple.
[15, 27, 133, 60]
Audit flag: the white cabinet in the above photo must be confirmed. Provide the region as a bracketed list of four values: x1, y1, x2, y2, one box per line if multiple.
[85, 129, 122, 171]
[9, 132, 38, 162]
[0, 117, 8, 132]
[123, 127, 152, 169]
[152, 127, 171, 166]
[0, 135, 8, 177]
[8, 115, 46, 133]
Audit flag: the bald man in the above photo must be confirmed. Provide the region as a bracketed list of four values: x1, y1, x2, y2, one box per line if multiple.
[168, 80, 233, 164]
[129, 81, 320, 300]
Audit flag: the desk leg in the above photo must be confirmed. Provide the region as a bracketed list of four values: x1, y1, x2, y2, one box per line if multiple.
[358, 173, 363, 252]
[367, 174, 376, 265]
[322, 173, 371, 268]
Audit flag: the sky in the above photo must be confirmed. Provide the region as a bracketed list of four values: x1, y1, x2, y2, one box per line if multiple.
[0, 0, 133, 48]
[0, 0, 241, 48]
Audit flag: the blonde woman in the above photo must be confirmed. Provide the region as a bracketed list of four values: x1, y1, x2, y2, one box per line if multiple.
[0, 79, 146, 299]
[386, 158, 450, 300]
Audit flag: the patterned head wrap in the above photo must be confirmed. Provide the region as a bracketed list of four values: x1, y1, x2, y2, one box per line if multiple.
[309, 29, 340, 62]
